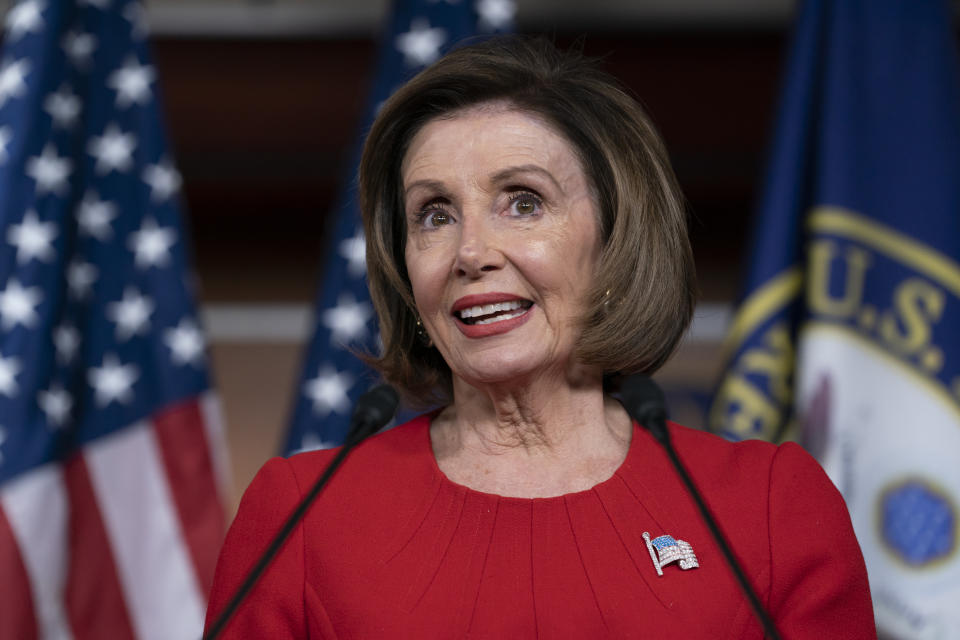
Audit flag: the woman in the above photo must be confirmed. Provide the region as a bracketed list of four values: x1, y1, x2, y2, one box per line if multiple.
[206, 37, 876, 638]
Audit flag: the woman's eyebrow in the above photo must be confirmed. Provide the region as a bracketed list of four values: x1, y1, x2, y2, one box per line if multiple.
[489, 164, 564, 194]
[403, 179, 448, 199]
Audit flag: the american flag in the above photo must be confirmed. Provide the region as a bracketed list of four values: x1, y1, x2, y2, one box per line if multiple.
[284, 0, 515, 454]
[0, 1, 229, 638]
[643, 532, 699, 575]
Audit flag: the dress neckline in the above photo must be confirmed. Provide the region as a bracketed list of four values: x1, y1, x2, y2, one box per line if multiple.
[418, 414, 642, 503]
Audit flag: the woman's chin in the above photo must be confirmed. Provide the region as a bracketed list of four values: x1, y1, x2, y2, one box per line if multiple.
[454, 354, 562, 390]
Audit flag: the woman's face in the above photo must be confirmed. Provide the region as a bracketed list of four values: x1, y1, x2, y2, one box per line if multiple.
[402, 103, 601, 388]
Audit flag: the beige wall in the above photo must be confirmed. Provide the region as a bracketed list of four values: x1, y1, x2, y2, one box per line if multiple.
[209, 342, 304, 515]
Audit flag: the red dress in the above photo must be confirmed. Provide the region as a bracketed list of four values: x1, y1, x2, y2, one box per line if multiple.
[205, 415, 876, 638]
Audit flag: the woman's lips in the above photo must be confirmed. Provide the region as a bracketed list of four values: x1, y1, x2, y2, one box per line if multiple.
[453, 303, 534, 338]
[451, 293, 534, 338]
[451, 292, 530, 313]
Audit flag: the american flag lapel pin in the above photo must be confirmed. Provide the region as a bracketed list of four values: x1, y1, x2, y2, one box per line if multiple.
[643, 532, 700, 576]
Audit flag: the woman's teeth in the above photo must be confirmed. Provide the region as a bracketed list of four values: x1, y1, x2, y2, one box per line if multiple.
[457, 300, 531, 325]
[474, 309, 527, 325]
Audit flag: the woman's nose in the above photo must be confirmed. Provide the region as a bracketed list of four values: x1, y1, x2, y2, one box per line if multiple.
[453, 217, 504, 278]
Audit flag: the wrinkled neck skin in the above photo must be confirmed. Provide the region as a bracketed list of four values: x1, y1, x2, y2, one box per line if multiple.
[430, 361, 634, 498]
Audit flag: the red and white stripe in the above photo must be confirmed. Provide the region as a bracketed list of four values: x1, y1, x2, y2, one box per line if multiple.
[0, 392, 228, 640]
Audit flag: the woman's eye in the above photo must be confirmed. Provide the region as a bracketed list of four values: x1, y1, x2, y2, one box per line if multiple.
[508, 192, 542, 217]
[416, 205, 453, 229]
[428, 211, 450, 227]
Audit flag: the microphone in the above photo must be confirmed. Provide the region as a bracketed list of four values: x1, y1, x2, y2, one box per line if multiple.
[620, 373, 670, 445]
[620, 376, 783, 640]
[348, 383, 401, 444]
[203, 384, 399, 640]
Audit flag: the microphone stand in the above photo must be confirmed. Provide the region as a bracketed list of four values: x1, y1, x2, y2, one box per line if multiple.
[203, 386, 397, 640]
[624, 377, 783, 640]
[649, 424, 783, 640]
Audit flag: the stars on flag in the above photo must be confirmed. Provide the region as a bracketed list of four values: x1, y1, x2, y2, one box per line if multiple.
[0, 58, 31, 108]
[77, 190, 117, 241]
[53, 322, 80, 364]
[106, 287, 154, 341]
[128, 217, 176, 268]
[303, 366, 353, 417]
[62, 29, 97, 69]
[0, 278, 42, 330]
[289, 432, 338, 455]
[322, 294, 373, 345]
[0, 126, 11, 164]
[66, 258, 98, 300]
[7, 209, 57, 264]
[123, 2, 149, 40]
[164, 318, 204, 367]
[4, 0, 46, 42]
[4, 0, 210, 444]
[142, 159, 182, 202]
[106, 56, 154, 109]
[78, 0, 114, 9]
[25, 143, 73, 196]
[0, 353, 21, 397]
[395, 18, 448, 67]
[88, 123, 137, 174]
[38, 384, 72, 428]
[476, 0, 516, 32]
[44, 85, 82, 130]
[339, 230, 366, 278]
[87, 353, 139, 407]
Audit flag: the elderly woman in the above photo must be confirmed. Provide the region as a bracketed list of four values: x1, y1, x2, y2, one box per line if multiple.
[206, 37, 875, 638]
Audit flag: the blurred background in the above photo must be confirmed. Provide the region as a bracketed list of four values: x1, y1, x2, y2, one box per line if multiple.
[4, 2, 959, 637]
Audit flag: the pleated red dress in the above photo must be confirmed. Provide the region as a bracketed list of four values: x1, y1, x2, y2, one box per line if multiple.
[205, 415, 876, 639]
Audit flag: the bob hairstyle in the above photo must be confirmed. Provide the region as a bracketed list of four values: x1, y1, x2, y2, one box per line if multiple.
[359, 36, 696, 407]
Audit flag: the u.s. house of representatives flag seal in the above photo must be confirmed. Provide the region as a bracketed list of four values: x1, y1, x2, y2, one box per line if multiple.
[710, 2, 960, 637]
[796, 207, 960, 639]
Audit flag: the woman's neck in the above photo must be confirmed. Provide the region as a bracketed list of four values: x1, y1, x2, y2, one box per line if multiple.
[430, 372, 633, 498]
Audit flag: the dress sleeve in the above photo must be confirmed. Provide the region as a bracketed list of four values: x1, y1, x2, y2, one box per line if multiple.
[766, 442, 877, 638]
[204, 457, 307, 639]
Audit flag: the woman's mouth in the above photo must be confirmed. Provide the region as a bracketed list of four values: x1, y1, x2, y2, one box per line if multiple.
[456, 300, 533, 325]
[450, 295, 535, 338]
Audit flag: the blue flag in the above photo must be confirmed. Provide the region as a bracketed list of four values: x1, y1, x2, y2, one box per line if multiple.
[0, 1, 227, 637]
[711, 0, 960, 634]
[284, 0, 514, 454]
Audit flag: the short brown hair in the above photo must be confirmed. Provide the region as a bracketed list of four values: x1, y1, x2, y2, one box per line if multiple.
[359, 36, 696, 406]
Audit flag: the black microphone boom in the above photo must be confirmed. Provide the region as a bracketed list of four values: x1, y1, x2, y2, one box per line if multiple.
[621, 376, 783, 640]
[203, 384, 399, 640]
